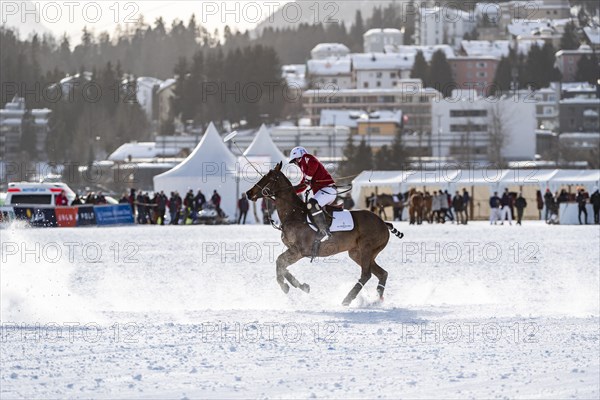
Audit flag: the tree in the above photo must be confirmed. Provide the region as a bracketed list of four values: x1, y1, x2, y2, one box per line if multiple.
[427, 50, 454, 97]
[374, 145, 392, 170]
[388, 128, 408, 170]
[560, 21, 579, 50]
[20, 108, 37, 159]
[487, 103, 510, 167]
[575, 53, 600, 84]
[410, 51, 428, 87]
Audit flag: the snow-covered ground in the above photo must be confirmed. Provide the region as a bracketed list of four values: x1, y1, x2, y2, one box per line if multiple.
[1, 221, 599, 398]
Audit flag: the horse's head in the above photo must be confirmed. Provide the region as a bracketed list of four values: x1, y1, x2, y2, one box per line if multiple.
[246, 161, 290, 202]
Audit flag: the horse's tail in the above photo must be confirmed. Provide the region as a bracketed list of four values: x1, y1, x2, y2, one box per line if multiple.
[385, 222, 404, 239]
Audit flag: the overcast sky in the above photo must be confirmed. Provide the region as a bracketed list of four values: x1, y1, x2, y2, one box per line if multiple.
[2, 1, 293, 44]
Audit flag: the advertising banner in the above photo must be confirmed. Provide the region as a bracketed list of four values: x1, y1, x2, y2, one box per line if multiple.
[13, 207, 57, 227]
[77, 206, 97, 227]
[94, 204, 134, 226]
[55, 207, 78, 227]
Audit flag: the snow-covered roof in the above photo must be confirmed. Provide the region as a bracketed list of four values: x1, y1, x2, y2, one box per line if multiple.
[561, 82, 597, 92]
[243, 124, 286, 163]
[307, 58, 352, 76]
[383, 45, 455, 62]
[351, 53, 415, 70]
[364, 28, 403, 37]
[508, 19, 564, 37]
[281, 64, 307, 89]
[310, 43, 350, 60]
[556, 44, 594, 56]
[108, 142, 181, 161]
[460, 40, 543, 57]
[583, 26, 600, 45]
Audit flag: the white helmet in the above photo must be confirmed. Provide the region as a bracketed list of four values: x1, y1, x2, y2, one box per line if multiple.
[289, 146, 307, 163]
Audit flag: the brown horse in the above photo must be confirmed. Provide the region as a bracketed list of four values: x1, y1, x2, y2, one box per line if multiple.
[408, 188, 424, 225]
[247, 162, 403, 306]
[366, 193, 406, 221]
[423, 192, 432, 223]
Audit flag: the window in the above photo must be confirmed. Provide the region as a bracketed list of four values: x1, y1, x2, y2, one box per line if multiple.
[390, 72, 397, 78]
[450, 110, 487, 117]
[376, 72, 383, 78]
[332, 79, 337, 84]
[376, 81, 381, 87]
[477, 62, 487, 68]
[10, 194, 52, 205]
[392, 81, 398, 87]
[367, 127, 381, 134]
[477, 72, 487, 77]
[364, 82, 369, 88]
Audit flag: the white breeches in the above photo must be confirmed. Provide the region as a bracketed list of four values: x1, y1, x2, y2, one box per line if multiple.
[312, 187, 337, 207]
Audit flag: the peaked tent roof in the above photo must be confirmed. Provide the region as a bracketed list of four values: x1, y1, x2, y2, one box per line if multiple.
[243, 124, 286, 164]
[154, 122, 236, 179]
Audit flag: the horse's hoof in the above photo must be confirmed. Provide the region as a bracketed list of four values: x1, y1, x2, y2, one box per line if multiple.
[280, 282, 290, 294]
[300, 283, 310, 293]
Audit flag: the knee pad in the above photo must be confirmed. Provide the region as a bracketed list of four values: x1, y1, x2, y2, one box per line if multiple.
[307, 198, 321, 211]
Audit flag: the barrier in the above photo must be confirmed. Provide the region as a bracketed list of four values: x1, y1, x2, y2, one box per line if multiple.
[0, 204, 134, 227]
[94, 204, 135, 226]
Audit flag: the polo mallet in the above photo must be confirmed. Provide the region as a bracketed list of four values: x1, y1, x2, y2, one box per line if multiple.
[224, 131, 263, 176]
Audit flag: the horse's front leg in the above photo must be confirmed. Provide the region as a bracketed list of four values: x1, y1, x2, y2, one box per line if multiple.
[276, 249, 308, 294]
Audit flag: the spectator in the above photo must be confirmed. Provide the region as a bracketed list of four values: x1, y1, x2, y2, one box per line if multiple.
[194, 189, 206, 211]
[343, 193, 355, 210]
[96, 192, 107, 205]
[119, 193, 129, 204]
[557, 189, 569, 204]
[55, 190, 68, 206]
[168, 192, 178, 225]
[262, 198, 274, 224]
[392, 192, 403, 221]
[238, 193, 249, 224]
[128, 188, 137, 217]
[515, 193, 527, 225]
[576, 188, 588, 225]
[431, 190, 442, 223]
[536, 190, 544, 220]
[184, 189, 195, 224]
[156, 191, 167, 225]
[489, 192, 500, 224]
[590, 187, 600, 225]
[500, 188, 512, 225]
[444, 190, 454, 222]
[544, 189, 554, 221]
[212, 190, 223, 217]
[452, 191, 465, 225]
[85, 192, 96, 205]
[71, 194, 83, 206]
[136, 191, 146, 224]
[462, 188, 470, 223]
[438, 190, 448, 223]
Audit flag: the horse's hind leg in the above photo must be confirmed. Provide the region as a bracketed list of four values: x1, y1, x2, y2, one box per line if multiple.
[342, 249, 372, 306]
[370, 261, 388, 300]
[276, 249, 308, 294]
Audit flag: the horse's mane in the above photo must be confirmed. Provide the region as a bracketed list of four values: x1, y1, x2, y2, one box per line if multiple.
[274, 170, 308, 213]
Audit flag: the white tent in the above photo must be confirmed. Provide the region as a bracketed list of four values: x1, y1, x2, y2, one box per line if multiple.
[153, 123, 239, 220]
[550, 169, 600, 193]
[243, 124, 286, 166]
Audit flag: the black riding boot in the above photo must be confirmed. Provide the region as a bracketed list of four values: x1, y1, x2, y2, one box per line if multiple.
[311, 209, 332, 241]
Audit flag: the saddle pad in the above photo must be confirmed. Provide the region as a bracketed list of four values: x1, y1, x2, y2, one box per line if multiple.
[393, 195, 400, 203]
[307, 210, 355, 232]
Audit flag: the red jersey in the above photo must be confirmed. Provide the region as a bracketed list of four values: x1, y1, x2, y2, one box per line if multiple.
[294, 154, 335, 194]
